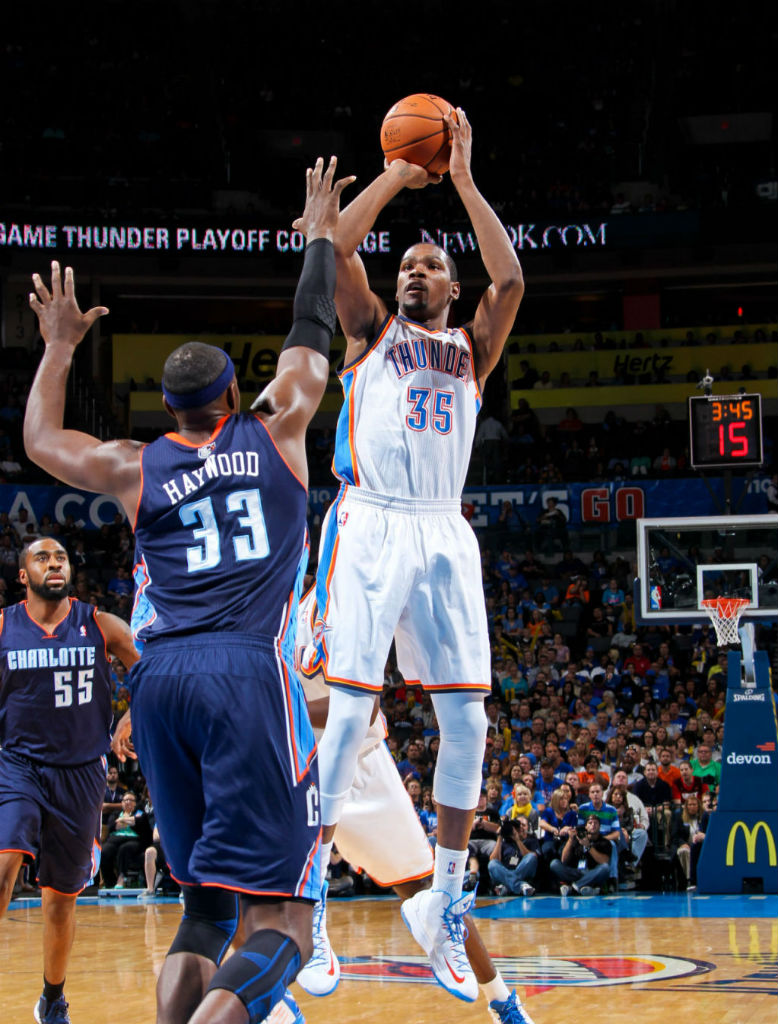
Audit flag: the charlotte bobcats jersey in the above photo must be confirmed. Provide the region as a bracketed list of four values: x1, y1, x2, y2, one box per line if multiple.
[333, 314, 481, 500]
[0, 599, 112, 765]
[132, 412, 308, 646]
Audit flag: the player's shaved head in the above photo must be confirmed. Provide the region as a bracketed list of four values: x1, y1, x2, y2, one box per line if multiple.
[162, 342, 229, 395]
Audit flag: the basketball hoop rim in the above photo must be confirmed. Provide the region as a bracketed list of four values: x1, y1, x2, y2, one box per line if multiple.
[700, 597, 751, 615]
[700, 596, 751, 645]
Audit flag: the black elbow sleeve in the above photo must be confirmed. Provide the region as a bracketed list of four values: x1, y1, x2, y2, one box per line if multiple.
[282, 238, 337, 357]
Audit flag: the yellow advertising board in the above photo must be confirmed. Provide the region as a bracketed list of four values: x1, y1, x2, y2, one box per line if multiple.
[113, 334, 346, 390]
[507, 341, 776, 388]
[511, 322, 775, 352]
[509, 379, 773, 411]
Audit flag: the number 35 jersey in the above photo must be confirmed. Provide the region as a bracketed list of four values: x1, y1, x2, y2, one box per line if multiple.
[0, 599, 112, 765]
[131, 413, 308, 645]
[333, 314, 482, 500]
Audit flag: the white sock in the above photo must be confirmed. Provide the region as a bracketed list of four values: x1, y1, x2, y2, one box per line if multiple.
[480, 972, 511, 1003]
[432, 845, 468, 900]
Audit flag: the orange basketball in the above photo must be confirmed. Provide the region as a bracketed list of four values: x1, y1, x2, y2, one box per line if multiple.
[380, 94, 457, 175]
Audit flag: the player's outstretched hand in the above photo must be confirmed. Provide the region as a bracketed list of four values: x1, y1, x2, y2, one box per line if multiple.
[29, 262, 109, 350]
[383, 157, 442, 188]
[446, 107, 472, 182]
[292, 156, 356, 242]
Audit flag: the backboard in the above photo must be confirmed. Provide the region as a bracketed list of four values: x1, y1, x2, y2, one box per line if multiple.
[635, 514, 778, 624]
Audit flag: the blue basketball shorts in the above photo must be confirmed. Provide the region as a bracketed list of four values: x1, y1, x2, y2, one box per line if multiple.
[129, 632, 321, 899]
[0, 748, 103, 894]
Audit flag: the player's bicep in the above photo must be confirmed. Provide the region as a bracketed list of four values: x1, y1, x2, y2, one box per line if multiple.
[471, 280, 524, 381]
[334, 251, 386, 344]
[266, 348, 330, 424]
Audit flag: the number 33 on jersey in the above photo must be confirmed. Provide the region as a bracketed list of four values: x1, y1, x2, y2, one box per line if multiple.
[131, 412, 309, 645]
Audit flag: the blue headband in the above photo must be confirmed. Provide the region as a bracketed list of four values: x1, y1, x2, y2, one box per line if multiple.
[162, 355, 236, 410]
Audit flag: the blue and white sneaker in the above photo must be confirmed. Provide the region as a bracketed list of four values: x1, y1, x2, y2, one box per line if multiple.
[488, 989, 536, 1023]
[34, 995, 71, 1024]
[401, 888, 477, 1002]
[261, 989, 305, 1024]
[295, 879, 340, 996]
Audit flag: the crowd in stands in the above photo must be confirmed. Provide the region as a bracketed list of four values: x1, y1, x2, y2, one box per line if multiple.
[3, 338, 776, 899]
[370, 538, 762, 899]
[3, 455, 775, 898]
[470, 400, 776, 488]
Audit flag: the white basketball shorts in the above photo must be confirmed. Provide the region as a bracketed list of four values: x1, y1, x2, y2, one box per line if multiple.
[309, 486, 491, 694]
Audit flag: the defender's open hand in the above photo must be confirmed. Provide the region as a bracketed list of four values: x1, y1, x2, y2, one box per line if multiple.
[29, 261, 109, 350]
[292, 156, 356, 242]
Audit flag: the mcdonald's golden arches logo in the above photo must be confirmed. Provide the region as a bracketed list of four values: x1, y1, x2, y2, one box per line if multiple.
[725, 821, 777, 866]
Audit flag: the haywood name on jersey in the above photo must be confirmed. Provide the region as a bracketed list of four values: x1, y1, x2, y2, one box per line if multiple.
[6, 645, 97, 670]
[162, 450, 261, 506]
[387, 336, 472, 382]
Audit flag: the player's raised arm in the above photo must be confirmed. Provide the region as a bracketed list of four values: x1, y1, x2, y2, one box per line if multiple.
[446, 109, 524, 383]
[333, 160, 437, 350]
[24, 262, 143, 517]
[251, 157, 354, 477]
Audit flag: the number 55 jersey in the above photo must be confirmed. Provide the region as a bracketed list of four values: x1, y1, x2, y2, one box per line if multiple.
[131, 412, 309, 647]
[0, 599, 113, 764]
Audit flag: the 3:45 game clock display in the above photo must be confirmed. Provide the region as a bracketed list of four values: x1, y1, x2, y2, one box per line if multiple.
[688, 393, 764, 470]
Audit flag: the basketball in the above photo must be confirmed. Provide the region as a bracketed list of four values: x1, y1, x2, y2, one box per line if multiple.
[380, 93, 457, 175]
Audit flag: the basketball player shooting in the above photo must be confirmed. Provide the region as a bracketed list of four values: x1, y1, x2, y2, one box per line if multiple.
[23, 157, 354, 1024]
[303, 109, 525, 1004]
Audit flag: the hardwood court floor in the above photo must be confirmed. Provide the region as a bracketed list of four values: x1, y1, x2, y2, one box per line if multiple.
[1, 894, 776, 1023]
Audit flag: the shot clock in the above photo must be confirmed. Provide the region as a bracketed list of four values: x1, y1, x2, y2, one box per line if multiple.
[688, 393, 764, 469]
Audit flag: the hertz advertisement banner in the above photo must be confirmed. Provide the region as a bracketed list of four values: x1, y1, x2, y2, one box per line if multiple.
[697, 650, 778, 894]
[507, 340, 775, 389]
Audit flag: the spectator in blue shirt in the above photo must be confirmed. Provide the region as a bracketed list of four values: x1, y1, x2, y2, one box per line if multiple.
[533, 758, 562, 810]
[538, 788, 578, 862]
[601, 578, 625, 606]
[577, 780, 622, 885]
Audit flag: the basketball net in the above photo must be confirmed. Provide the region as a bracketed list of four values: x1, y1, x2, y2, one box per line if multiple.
[700, 597, 750, 646]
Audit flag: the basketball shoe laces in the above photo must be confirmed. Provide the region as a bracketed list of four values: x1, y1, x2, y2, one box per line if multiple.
[308, 893, 331, 967]
[441, 893, 472, 974]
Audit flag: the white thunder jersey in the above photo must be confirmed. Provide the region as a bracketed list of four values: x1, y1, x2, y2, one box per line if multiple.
[332, 314, 481, 498]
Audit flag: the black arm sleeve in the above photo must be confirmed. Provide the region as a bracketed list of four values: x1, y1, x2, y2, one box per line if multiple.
[281, 238, 337, 357]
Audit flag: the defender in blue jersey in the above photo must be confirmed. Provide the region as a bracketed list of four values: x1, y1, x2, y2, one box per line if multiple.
[0, 538, 138, 1024]
[24, 158, 354, 1024]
